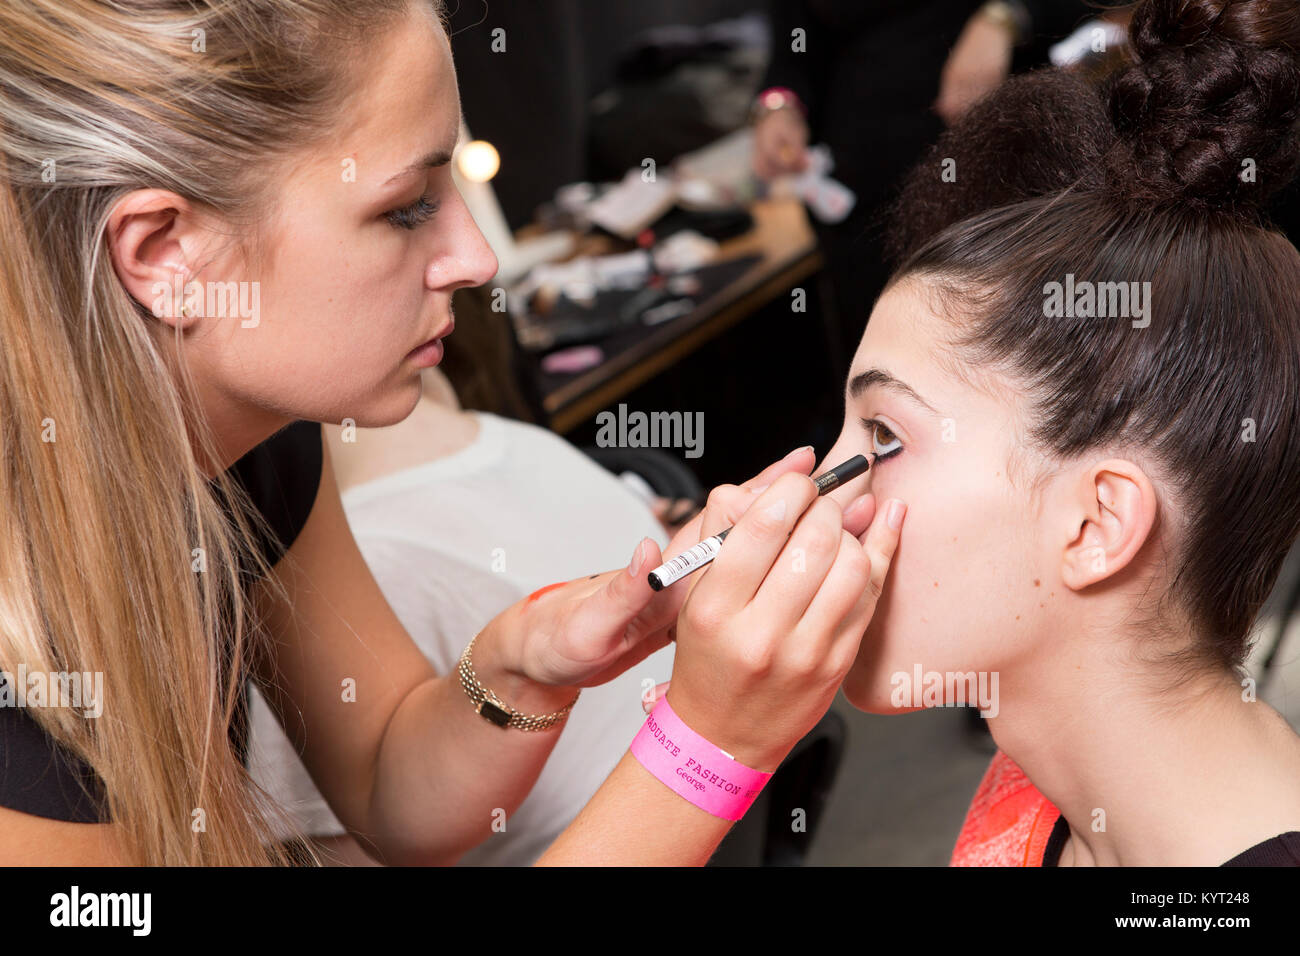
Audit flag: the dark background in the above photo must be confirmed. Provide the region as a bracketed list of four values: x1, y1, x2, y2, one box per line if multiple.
[446, 0, 761, 231]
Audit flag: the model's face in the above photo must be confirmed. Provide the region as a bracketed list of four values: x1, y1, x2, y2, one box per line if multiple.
[819, 277, 1061, 712]
[185, 3, 496, 428]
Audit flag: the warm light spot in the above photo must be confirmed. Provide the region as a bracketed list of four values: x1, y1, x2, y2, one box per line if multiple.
[457, 140, 500, 182]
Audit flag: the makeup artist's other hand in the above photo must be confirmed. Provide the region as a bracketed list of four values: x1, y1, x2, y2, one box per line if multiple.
[666, 473, 906, 770]
[485, 447, 834, 691]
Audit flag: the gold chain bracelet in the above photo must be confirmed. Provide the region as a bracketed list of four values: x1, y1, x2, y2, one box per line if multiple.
[456, 633, 580, 731]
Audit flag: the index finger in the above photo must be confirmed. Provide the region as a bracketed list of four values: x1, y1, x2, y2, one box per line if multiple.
[648, 446, 816, 602]
[693, 470, 823, 612]
[740, 445, 815, 494]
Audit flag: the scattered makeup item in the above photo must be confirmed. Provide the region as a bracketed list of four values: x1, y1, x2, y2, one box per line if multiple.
[618, 285, 669, 323]
[790, 144, 857, 224]
[641, 298, 695, 326]
[667, 274, 702, 296]
[541, 344, 604, 374]
[647, 453, 874, 591]
[651, 229, 719, 273]
[1050, 19, 1128, 68]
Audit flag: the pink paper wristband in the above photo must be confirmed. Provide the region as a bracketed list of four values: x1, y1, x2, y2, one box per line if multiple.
[629, 696, 773, 821]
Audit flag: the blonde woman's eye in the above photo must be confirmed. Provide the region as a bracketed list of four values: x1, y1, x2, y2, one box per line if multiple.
[384, 195, 439, 230]
[859, 417, 903, 461]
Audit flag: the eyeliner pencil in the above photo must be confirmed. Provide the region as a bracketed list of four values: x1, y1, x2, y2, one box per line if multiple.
[647, 454, 874, 591]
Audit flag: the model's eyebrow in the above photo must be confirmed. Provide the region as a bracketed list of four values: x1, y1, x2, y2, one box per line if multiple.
[381, 142, 456, 187]
[848, 367, 941, 415]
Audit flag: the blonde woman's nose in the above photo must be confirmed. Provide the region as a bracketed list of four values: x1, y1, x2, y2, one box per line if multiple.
[426, 197, 500, 292]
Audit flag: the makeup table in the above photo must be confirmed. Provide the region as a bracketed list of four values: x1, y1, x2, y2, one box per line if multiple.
[513, 197, 824, 436]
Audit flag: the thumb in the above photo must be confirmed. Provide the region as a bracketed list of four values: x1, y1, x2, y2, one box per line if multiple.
[572, 537, 663, 642]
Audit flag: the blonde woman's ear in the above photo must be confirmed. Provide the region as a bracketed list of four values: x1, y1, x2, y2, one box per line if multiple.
[104, 188, 200, 327]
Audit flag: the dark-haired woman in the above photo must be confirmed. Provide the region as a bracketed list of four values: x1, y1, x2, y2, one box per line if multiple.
[809, 0, 1300, 866]
[547, 0, 1300, 866]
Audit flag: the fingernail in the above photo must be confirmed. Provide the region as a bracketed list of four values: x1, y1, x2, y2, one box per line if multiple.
[782, 445, 813, 462]
[887, 499, 906, 530]
[627, 538, 648, 577]
[763, 499, 787, 521]
[750, 483, 771, 495]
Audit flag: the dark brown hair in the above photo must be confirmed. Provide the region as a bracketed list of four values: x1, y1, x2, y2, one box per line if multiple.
[885, 0, 1300, 673]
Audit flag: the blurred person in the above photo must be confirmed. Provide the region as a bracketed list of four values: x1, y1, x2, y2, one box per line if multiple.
[753, 0, 1096, 380]
[934, 0, 1106, 124]
[247, 365, 679, 865]
[752, 0, 978, 382]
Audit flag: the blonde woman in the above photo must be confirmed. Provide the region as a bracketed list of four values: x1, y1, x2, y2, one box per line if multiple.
[0, 0, 903, 865]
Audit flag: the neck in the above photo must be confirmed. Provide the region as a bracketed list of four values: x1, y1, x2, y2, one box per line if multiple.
[154, 327, 293, 479]
[192, 378, 293, 480]
[986, 639, 1299, 866]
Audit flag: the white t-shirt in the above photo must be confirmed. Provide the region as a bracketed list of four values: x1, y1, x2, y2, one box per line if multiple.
[247, 411, 676, 865]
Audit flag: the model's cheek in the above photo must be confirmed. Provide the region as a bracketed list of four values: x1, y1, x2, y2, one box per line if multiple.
[857, 491, 983, 635]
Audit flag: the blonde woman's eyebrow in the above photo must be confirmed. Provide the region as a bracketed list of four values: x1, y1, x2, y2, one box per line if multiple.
[847, 366, 941, 416]
[382, 145, 455, 187]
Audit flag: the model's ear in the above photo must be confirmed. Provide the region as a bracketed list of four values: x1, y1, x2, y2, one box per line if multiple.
[105, 188, 204, 329]
[1060, 458, 1158, 590]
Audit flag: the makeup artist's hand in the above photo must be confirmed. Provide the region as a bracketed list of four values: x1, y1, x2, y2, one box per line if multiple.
[663, 472, 906, 770]
[482, 447, 856, 692]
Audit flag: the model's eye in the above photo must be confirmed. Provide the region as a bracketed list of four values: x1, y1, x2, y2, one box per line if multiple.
[859, 417, 903, 461]
[384, 194, 440, 230]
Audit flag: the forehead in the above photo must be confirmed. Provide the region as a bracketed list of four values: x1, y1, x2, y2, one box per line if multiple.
[323, 5, 461, 176]
[848, 277, 1027, 426]
[847, 279, 948, 398]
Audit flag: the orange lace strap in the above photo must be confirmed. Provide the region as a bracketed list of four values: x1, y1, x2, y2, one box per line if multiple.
[950, 749, 1061, 867]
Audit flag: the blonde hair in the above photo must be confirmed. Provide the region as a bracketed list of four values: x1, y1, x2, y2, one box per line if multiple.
[0, 0, 442, 866]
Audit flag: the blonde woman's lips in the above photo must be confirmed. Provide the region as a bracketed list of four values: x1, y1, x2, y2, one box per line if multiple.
[406, 318, 454, 366]
[406, 337, 444, 367]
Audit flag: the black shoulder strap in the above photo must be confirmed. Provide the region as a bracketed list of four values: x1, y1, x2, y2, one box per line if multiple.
[219, 419, 324, 569]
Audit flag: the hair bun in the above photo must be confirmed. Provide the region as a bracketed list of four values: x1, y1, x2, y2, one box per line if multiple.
[1104, 0, 1300, 212]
